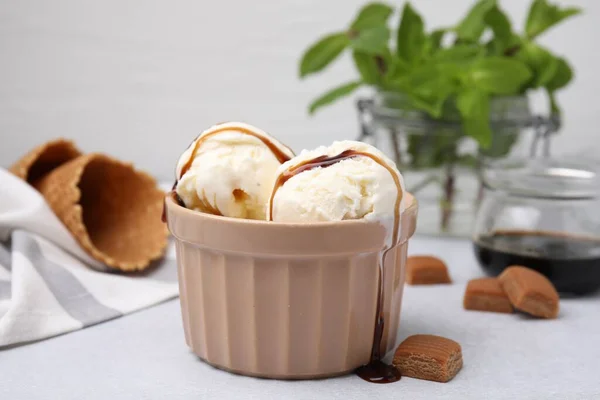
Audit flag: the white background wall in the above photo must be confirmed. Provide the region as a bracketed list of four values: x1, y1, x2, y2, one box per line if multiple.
[0, 0, 597, 180]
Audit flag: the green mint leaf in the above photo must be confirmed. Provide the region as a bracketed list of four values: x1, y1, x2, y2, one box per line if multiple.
[350, 26, 390, 54]
[432, 45, 482, 63]
[396, 3, 426, 64]
[308, 81, 362, 114]
[405, 76, 456, 118]
[382, 56, 411, 88]
[494, 33, 522, 56]
[351, 2, 394, 30]
[455, 0, 496, 42]
[390, 63, 460, 93]
[392, 64, 459, 118]
[543, 58, 571, 117]
[516, 42, 560, 88]
[536, 56, 559, 87]
[546, 57, 573, 91]
[423, 28, 448, 56]
[487, 33, 522, 57]
[526, 0, 582, 39]
[428, 29, 447, 51]
[485, 5, 512, 52]
[408, 90, 452, 118]
[457, 88, 492, 148]
[469, 56, 532, 94]
[352, 51, 383, 84]
[481, 127, 519, 158]
[299, 33, 349, 78]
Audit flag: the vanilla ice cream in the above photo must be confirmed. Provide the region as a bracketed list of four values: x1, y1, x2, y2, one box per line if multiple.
[267, 141, 406, 243]
[175, 122, 294, 220]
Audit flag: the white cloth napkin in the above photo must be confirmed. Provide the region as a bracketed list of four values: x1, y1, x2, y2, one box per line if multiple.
[0, 168, 179, 347]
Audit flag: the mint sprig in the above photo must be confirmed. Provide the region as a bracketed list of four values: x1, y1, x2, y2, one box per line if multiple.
[298, 0, 581, 147]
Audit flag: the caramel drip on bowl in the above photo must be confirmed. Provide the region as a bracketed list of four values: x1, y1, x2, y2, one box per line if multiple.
[161, 182, 185, 223]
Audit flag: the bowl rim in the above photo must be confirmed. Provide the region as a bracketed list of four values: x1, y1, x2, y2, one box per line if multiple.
[165, 192, 417, 228]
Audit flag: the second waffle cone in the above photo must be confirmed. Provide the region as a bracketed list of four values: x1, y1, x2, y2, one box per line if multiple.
[35, 153, 168, 271]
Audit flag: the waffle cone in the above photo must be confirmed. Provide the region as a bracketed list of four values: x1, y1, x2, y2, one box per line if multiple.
[35, 153, 168, 271]
[9, 138, 82, 184]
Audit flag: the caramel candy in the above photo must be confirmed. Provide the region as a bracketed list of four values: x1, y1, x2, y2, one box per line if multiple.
[393, 334, 463, 383]
[463, 277, 513, 314]
[498, 266, 559, 319]
[406, 256, 451, 285]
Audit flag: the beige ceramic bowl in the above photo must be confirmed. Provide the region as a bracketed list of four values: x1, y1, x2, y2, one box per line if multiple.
[165, 194, 417, 379]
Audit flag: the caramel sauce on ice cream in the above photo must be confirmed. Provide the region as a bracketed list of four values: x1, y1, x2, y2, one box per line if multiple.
[165, 123, 293, 220]
[268, 149, 403, 245]
[178, 125, 293, 180]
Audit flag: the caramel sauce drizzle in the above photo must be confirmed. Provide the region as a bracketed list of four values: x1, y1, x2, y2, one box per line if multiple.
[268, 149, 403, 245]
[162, 124, 294, 221]
[197, 189, 223, 216]
[161, 182, 185, 222]
[178, 125, 293, 180]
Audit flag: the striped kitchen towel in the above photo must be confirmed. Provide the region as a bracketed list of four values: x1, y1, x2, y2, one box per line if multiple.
[0, 168, 179, 348]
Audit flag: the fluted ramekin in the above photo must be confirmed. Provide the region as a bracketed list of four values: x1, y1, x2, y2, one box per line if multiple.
[165, 194, 417, 379]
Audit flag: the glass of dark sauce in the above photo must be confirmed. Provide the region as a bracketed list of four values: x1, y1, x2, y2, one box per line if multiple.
[473, 158, 600, 295]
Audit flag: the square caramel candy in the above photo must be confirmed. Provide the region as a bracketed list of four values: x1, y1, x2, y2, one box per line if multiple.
[499, 266, 559, 319]
[406, 255, 452, 285]
[393, 334, 463, 383]
[463, 277, 513, 313]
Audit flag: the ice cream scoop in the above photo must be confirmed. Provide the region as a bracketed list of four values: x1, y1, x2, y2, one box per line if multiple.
[268, 140, 406, 244]
[175, 122, 294, 220]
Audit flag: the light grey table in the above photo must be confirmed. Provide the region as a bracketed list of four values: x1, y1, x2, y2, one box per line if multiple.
[2, 237, 600, 400]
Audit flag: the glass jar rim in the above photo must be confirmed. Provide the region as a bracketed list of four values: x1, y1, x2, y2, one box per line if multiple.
[367, 90, 534, 128]
[483, 157, 600, 200]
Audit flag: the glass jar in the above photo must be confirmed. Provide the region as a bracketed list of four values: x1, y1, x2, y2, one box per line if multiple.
[357, 91, 557, 237]
[473, 158, 600, 295]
